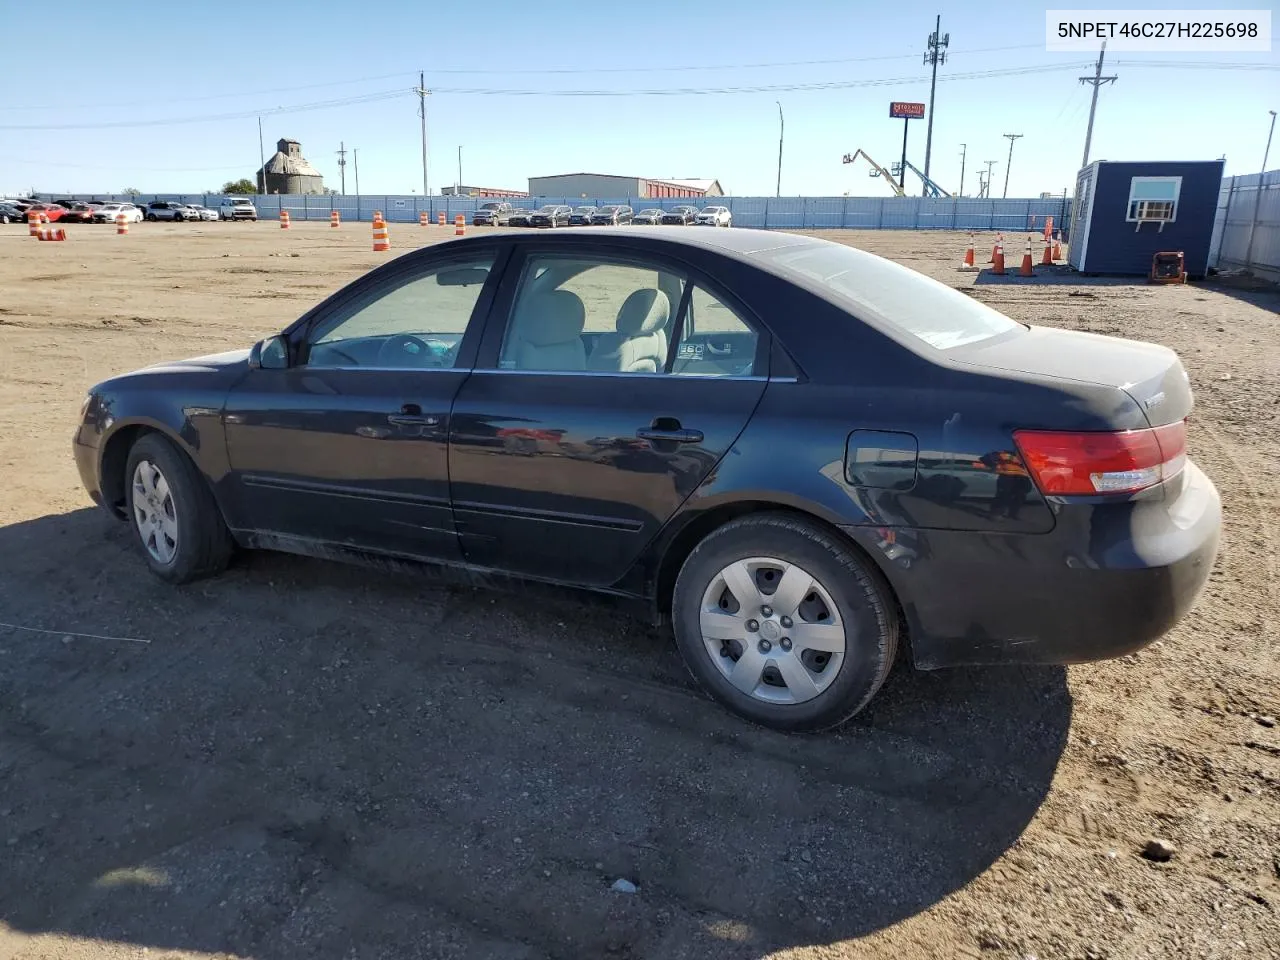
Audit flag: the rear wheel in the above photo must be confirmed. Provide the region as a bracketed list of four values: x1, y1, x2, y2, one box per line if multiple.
[672, 513, 897, 731]
[124, 433, 233, 584]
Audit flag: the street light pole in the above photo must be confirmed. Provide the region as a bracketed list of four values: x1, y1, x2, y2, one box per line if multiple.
[958, 142, 967, 197]
[457, 145, 463, 194]
[1002, 133, 1023, 199]
[1244, 109, 1277, 272]
[775, 101, 784, 197]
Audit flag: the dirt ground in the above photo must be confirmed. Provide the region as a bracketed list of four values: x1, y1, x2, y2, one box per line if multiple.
[0, 221, 1276, 960]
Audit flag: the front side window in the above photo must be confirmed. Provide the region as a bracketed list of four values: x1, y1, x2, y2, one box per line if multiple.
[305, 257, 495, 369]
[1126, 176, 1181, 222]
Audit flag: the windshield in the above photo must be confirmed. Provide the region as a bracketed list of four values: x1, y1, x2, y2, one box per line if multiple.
[597, 206, 618, 214]
[640, 209, 661, 215]
[759, 240, 1020, 350]
[480, 203, 501, 210]
[700, 207, 721, 214]
[536, 205, 559, 214]
[573, 207, 594, 214]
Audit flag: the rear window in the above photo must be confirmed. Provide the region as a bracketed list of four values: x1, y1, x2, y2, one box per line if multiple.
[760, 241, 1019, 350]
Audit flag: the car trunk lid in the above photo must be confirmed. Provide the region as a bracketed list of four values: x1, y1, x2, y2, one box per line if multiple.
[952, 326, 1193, 427]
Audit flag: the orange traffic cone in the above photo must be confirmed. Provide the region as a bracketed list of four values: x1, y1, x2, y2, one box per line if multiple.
[372, 217, 390, 252]
[28, 211, 42, 237]
[279, 210, 290, 229]
[37, 227, 66, 241]
[1052, 231, 1063, 260]
[419, 211, 429, 227]
[991, 240, 1006, 275]
[330, 210, 340, 228]
[1019, 236, 1035, 277]
[1043, 216, 1054, 241]
[962, 233, 976, 269]
[116, 212, 129, 235]
[1040, 236, 1054, 266]
[438, 212, 446, 227]
[454, 214, 465, 237]
[989, 233, 1003, 264]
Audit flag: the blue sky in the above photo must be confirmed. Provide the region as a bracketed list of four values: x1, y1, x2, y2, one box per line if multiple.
[1, 0, 1275, 198]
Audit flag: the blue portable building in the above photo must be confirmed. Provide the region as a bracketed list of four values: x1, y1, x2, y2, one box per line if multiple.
[1067, 160, 1224, 278]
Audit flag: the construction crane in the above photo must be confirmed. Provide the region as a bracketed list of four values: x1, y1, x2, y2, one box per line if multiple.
[842, 150, 905, 198]
[890, 158, 953, 198]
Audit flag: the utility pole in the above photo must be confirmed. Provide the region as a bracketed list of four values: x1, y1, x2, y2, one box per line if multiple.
[257, 117, 266, 194]
[1078, 43, 1117, 168]
[1244, 109, 1277, 272]
[958, 142, 967, 197]
[336, 142, 347, 195]
[921, 14, 949, 190]
[414, 72, 431, 196]
[1002, 134, 1023, 198]
[775, 101, 784, 198]
[457, 145, 463, 194]
[353, 149, 360, 196]
[981, 160, 997, 199]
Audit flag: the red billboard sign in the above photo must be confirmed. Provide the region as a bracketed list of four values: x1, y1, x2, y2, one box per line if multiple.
[889, 101, 926, 120]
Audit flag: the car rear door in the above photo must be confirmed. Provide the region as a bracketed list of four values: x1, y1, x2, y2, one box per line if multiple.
[447, 241, 769, 586]
[222, 245, 509, 561]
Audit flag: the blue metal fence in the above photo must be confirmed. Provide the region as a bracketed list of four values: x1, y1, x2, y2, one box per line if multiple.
[62, 192, 1073, 233]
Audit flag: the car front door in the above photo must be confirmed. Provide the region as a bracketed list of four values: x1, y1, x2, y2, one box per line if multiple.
[447, 243, 769, 586]
[222, 247, 507, 561]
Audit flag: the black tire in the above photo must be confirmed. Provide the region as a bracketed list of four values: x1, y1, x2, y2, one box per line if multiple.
[672, 513, 898, 732]
[1, 215, 9, 224]
[146, 213, 157, 221]
[124, 433, 233, 584]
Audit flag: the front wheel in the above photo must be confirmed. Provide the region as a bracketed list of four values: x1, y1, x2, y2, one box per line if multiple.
[124, 433, 233, 584]
[672, 513, 898, 732]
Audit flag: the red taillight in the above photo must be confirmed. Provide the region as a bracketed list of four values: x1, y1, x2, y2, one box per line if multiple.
[1013, 421, 1187, 495]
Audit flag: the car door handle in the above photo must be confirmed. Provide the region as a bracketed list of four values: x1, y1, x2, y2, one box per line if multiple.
[388, 403, 440, 427]
[637, 419, 703, 444]
[388, 414, 439, 426]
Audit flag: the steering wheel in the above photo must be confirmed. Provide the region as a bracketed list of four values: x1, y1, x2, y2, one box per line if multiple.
[375, 334, 453, 367]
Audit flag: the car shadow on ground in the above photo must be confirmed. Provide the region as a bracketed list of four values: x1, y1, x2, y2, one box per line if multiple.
[0, 508, 1071, 959]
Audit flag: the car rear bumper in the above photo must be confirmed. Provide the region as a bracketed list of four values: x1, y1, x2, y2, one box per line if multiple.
[845, 460, 1222, 669]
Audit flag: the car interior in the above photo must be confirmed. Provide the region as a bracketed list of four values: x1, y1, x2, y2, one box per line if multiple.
[299, 256, 759, 377]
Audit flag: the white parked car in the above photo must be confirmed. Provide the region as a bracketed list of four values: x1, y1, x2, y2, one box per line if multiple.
[219, 197, 258, 221]
[186, 204, 219, 221]
[93, 203, 144, 224]
[694, 205, 732, 227]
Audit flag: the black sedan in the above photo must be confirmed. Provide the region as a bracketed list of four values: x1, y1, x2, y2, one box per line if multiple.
[72, 228, 1220, 732]
[529, 204, 572, 228]
[661, 205, 699, 225]
[0, 201, 24, 224]
[507, 209, 535, 227]
[568, 205, 597, 226]
[632, 208, 664, 225]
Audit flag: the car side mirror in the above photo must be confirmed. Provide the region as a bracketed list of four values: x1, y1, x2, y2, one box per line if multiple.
[249, 334, 290, 370]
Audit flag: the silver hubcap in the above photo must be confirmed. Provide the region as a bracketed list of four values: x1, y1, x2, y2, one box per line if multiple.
[131, 460, 178, 564]
[699, 557, 846, 704]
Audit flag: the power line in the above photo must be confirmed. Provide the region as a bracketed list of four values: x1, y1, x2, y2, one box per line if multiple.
[0, 64, 1092, 131]
[0, 89, 412, 131]
[425, 63, 1093, 97]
